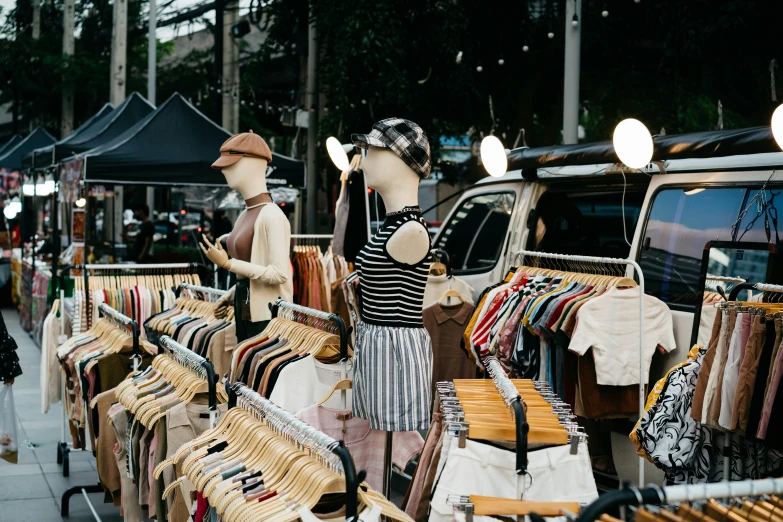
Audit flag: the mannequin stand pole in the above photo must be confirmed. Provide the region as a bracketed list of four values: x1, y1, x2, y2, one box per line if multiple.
[383, 431, 393, 498]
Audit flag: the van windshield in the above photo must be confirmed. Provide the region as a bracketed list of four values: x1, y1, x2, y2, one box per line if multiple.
[639, 186, 781, 310]
[531, 190, 645, 259]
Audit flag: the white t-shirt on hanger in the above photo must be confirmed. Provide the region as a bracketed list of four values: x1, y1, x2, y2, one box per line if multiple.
[268, 356, 354, 413]
[423, 274, 475, 307]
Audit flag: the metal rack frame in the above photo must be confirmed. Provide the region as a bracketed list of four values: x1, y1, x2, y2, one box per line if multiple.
[230, 383, 364, 522]
[483, 356, 529, 475]
[576, 477, 783, 522]
[60, 303, 141, 516]
[511, 249, 646, 486]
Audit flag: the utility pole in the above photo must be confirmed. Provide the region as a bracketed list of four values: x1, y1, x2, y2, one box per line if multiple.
[32, 0, 40, 39]
[61, 0, 75, 137]
[148, 0, 157, 105]
[562, 0, 581, 144]
[305, 3, 318, 233]
[221, 0, 239, 133]
[110, 0, 128, 105]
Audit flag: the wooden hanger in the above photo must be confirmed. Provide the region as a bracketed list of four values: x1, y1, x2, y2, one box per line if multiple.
[468, 496, 579, 517]
[316, 379, 352, 405]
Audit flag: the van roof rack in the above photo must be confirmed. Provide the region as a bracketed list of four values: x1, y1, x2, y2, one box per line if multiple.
[481, 126, 783, 182]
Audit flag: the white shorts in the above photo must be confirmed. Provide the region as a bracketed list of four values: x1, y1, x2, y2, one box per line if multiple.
[428, 435, 598, 522]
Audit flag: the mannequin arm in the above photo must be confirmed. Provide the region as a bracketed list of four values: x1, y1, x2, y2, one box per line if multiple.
[227, 258, 289, 284]
[226, 211, 291, 284]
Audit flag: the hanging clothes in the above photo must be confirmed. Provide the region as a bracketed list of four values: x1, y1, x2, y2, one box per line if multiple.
[462, 265, 675, 417]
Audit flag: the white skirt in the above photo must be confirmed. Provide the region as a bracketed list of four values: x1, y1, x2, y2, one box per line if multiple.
[352, 321, 433, 431]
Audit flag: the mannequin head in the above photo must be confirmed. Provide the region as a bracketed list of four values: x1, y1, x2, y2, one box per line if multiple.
[362, 146, 420, 212]
[220, 156, 269, 200]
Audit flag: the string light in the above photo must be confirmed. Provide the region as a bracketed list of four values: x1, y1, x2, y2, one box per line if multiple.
[498, 58, 505, 65]
[476, 66, 483, 72]
[571, 13, 579, 27]
[523, 45, 530, 52]
[602, 9, 609, 17]
[547, 32, 554, 38]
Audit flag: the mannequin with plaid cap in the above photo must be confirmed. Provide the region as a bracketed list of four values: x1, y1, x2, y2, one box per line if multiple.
[350, 119, 434, 495]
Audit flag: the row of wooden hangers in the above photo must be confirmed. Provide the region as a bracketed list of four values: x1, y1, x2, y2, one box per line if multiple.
[84, 271, 200, 292]
[146, 296, 235, 336]
[155, 403, 411, 522]
[633, 495, 783, 522]
[515, 263, 638, 288]
[57, 316, 155, 361]
[450, 494, 581, 519]
[113, 353, 229, 429]
[449, 379, 571, 446]
[230, 316, 348, 384]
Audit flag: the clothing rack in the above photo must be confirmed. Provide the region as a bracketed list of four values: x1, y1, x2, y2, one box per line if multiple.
[229, 383, 365, 522]
[159, 335, 218, 425]
[60, 303, 141, 516]
[728, 281, 783, 301]
[483, 356, 529, 475]
[291, 234, 335, 239]
[77, 262, 200, 329]
[576, 477, 783, 522]
[511, 249, 647, 486]
[269, 298, 351, 360]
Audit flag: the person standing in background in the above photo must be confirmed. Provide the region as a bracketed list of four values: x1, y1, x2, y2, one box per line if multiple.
[131, 204, 155, 263]
[0, 311, 22, 385]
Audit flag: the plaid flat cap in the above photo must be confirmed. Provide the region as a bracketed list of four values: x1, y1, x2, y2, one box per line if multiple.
[352, 118, 431, 178]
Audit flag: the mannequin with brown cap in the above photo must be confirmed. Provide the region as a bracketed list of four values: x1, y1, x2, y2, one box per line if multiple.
[200, 132, 293, 342]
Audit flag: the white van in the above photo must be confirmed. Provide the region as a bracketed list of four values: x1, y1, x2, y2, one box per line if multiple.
[431, 142, 783, 486]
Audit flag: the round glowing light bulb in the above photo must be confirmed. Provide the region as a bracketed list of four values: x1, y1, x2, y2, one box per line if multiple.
[771, 104, 783, 151]
[326, 137, 350, 171]
[75, 198, 87, 208]
[480, 136, 508, 178]
[613, 118, 654, 169]
[3, 205, 17, 220]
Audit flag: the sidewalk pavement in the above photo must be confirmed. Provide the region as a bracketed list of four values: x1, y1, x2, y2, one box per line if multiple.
[0, 308, 122, 522]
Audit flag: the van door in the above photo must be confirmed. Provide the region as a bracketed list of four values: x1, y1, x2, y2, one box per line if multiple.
[432, 182, 525, 298]
[629, 170, 783, 381]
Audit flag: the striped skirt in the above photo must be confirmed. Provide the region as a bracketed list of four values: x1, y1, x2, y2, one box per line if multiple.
[352, 322, 433, 431]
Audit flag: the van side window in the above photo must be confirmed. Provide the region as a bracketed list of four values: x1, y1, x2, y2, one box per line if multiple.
[434, 192, 515, 273]
[639, 187, 761, 310]
[530, 190, 645, 259]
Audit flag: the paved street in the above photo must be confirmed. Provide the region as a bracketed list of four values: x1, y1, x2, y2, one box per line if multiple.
[0, 308, 122, 522]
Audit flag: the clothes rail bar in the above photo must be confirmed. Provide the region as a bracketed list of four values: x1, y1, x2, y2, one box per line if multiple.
[576, 477, 783, 522]
[177, 282, 228, 298]
[483, 356, 528, 475]
[291, 234, 335, 239]
[728, 281, 783, 301]
[269, 299, 351, 361]
[230, 383, 365, 522]
[79, 262, 197, 270]
[159, 335, 217, 424]
[706, 274, 746, 283]
[511, 249, 646, 486]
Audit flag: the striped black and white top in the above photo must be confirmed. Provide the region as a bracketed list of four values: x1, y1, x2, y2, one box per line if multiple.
[356, 207, 432, 328]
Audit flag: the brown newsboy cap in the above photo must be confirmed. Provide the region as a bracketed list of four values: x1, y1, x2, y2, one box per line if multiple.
[212, 131, 273, 169]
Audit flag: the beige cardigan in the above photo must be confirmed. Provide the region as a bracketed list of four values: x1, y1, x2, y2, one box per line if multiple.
[227, 204, 293, 321]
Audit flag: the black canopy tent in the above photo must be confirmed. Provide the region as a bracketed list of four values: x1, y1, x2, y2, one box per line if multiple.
[22, 103, 115, 171]
[507, 126, 780, 176]
[45, 93, 154, 172]
[80, 92, 306, 187]
[0, 127, 56, 171]
[0, 134, 23, 159]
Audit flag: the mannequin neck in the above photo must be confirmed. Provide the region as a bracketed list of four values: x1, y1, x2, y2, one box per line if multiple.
[377, 179, 419, 214]
[235, 178, 268, 201]
[246, 191, 272, 207]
